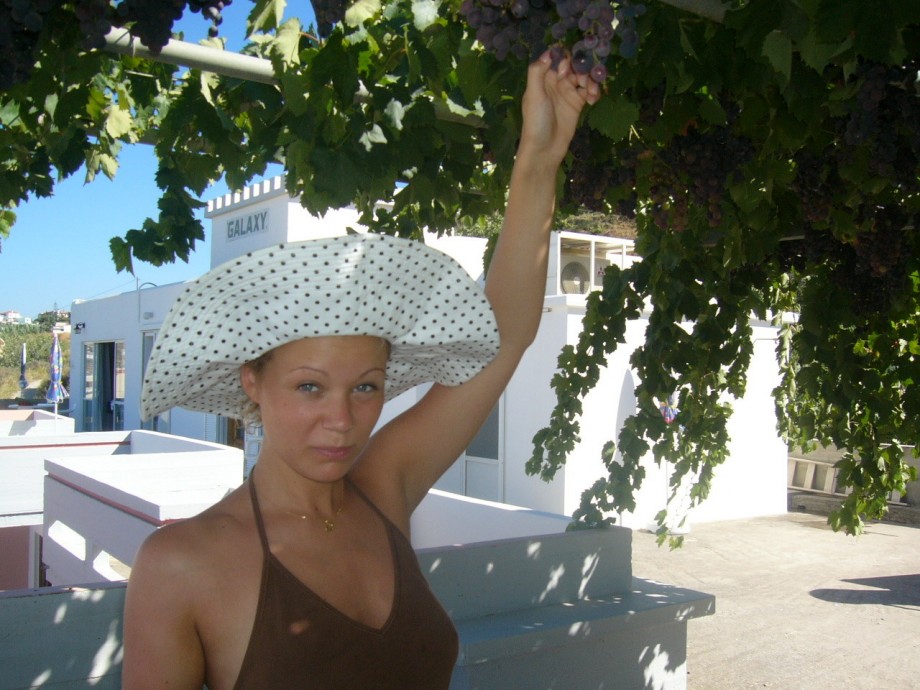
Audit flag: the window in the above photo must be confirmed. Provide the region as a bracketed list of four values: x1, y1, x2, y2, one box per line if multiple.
[141, 332, 170, 433]
[464, 400, 503, 502]
[81, 341, 126, 432]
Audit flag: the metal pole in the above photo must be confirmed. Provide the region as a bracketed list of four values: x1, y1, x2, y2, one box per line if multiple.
[103, 28, 277, 84]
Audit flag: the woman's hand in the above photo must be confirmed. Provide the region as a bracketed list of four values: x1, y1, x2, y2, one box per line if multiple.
[519, 51, 601, 168]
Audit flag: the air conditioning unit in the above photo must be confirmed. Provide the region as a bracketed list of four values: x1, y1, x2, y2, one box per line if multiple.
[547, 232, 622, 296]
[560, 257, 591, 294]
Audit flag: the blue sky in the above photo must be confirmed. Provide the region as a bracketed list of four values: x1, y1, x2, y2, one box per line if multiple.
[1, 2, 313, 319]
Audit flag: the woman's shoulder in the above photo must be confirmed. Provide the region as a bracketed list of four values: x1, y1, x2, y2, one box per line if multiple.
[134, 483, 254, 579]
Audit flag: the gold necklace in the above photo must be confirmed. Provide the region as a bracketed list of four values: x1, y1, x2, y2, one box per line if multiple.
[284, 504, 345, 533]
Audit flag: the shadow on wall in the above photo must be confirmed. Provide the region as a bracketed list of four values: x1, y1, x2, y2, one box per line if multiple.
[420, 528, 712, 690]
[0, 583, 125, 690]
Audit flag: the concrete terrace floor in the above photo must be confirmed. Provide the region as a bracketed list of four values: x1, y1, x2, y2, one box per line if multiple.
[630, 501, 920, 689]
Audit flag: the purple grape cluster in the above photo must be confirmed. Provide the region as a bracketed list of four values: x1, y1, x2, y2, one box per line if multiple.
[0, 0, 55, 90]
[553, 0, 644, 82]
[116, 0, 185, 52]
[116, 0, 232, 54]
[552, 0, 616, 82]
[794, 205, 914, 318]
[647, 125, 754, 231]
[842, 60, 920, 183]
[564, 125, 640, 215]
[460, 0, 645, 84]
[459, 0, 554, 62]
[188, 0, 231, 38]
[311, 0, 351, 38]
[74, 0, 115, 51]
[791, 149, 837, 225]
[844, 63, 889, 146]
[613, 0, 644, 58]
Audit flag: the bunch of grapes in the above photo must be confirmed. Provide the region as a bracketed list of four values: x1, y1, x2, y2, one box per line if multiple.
[792, 202, 917, 319]
[564, 126, 617, 209]
[552, 0, 644, 82]
[114, 0, 185, 53]
[311, 0, 351, 38]
[841, 62, 902, 182]
[646, 125, 753, 232]
[0, 0, 56, 90]
[115, 0, 231, 54]
[612, 0, 644, 58]
[188, 0, 231, 38]
[552, 0, 615, 82]
[840, 60, 920, 185]
[460, 0, 646, 82]
[791, 149, 838, 225]
[73, 0, 115, 51]
[851, 205, 912, 282]
[564, 126, 638, 215]
[459, 0, 554, 62]
[844, 63, 889, 146]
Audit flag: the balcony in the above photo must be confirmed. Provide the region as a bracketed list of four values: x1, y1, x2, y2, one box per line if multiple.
[0, 408, 75, 437]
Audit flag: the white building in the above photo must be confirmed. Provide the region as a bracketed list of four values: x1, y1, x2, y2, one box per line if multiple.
[69, 175, 787, 529]
[1, 310, 32, 325]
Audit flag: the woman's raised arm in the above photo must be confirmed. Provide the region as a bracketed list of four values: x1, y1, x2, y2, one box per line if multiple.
[360, 54, 600, 518]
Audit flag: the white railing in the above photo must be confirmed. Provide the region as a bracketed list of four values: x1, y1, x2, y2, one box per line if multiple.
[787, 447, 919, 506]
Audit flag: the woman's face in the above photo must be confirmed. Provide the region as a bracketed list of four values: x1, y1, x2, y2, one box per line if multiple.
[241, 335, 389, 482]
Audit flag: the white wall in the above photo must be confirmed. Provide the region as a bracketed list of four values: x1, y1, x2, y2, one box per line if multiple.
[412, 490, 571, 548]
[499, 298, 787, 529]
[208, 176, 291, 266]
[0, 410, 75, 437]
[207, 175, 368, 268]
[501, 301, 570, 512]
[0, 432, 130, 519]
[42, 443, 243, 587]
[684, 325, 788, 523]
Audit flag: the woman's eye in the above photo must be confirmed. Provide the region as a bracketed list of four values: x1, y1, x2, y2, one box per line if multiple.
[298, 383, 320, 393]
[355, 382, 380, 394]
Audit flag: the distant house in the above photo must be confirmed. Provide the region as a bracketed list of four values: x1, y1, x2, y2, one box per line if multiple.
[0, 310, 32, 325]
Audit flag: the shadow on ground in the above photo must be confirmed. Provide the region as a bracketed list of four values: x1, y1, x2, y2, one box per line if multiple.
[811, 573, 920, 608]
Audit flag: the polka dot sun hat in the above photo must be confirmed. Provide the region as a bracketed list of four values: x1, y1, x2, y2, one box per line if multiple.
[140, 234, 499, 420]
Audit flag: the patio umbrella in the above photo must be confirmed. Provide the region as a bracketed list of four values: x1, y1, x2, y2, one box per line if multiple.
[45, 333, 67, 417]
[659, 392, 679, 425]
[19, 342, 27, 391]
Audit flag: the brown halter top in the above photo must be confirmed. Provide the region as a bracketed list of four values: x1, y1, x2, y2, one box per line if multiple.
[232, 476, 459, 689]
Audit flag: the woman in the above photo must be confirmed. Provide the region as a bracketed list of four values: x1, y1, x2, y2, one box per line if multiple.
[123, 52, 600, 689]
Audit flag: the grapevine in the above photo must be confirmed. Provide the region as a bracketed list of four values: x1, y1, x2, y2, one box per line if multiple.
[783, 58, 920, 317]
[0, 0, 234, 88]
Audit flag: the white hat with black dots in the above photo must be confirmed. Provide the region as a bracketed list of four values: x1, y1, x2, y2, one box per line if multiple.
[140, 234, 499, 420]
